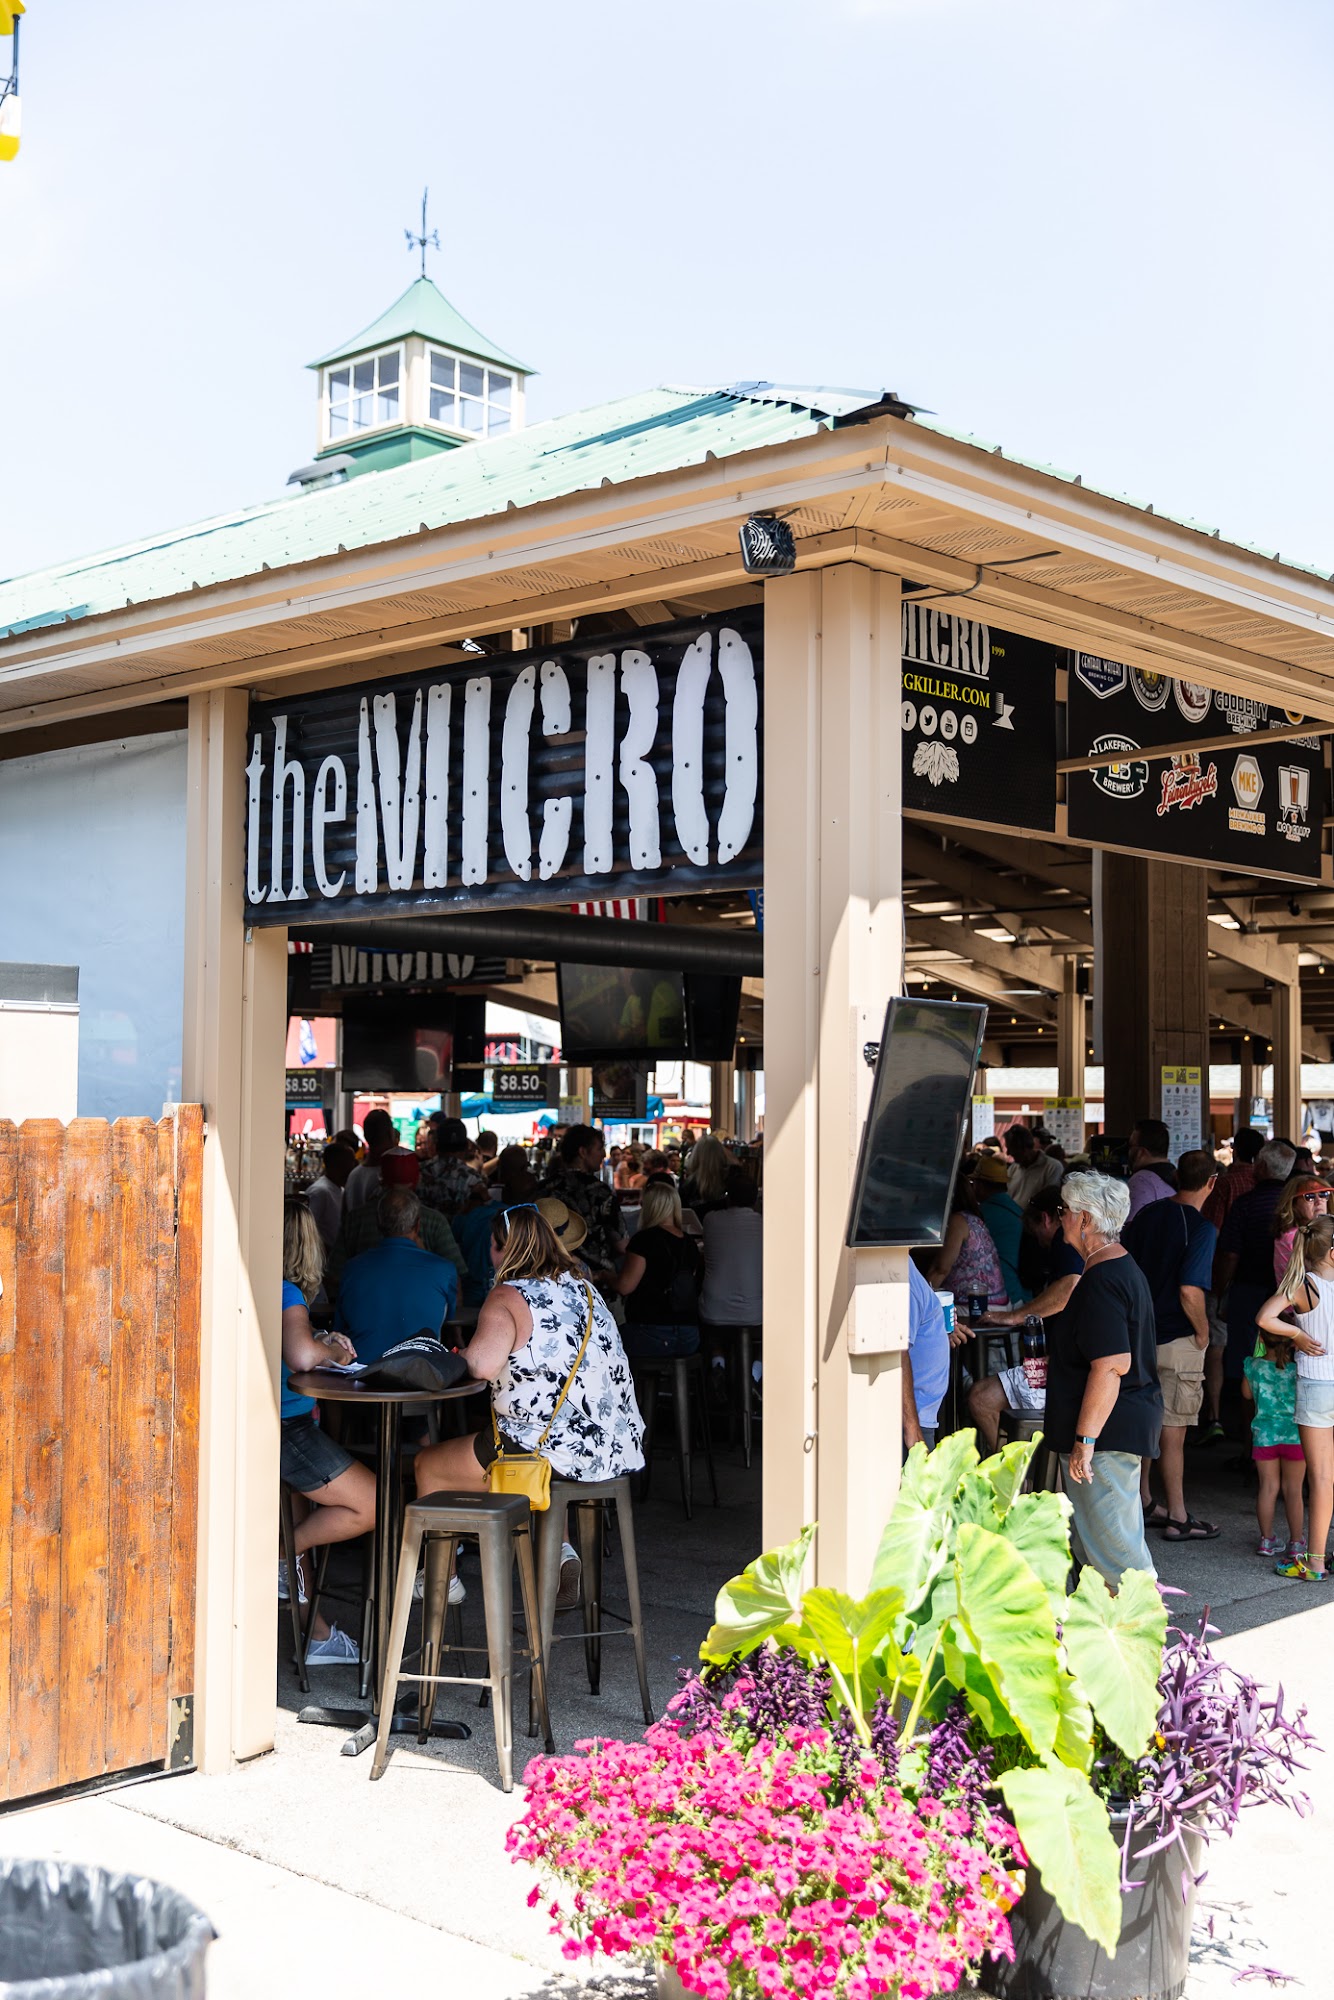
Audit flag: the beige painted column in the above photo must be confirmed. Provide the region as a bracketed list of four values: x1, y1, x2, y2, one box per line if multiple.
[710, 1061, 737, 1137]
[763, 564, 906, 1593]
[1057, 962, 1086, 1099]
[183, 688, 287, 1772]
[737, 1069, 758, 1142]
[1271, 980, 1303, 1142]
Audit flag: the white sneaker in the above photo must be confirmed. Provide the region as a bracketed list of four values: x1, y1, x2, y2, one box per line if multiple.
[556, 1541, 582, 1612]
[305, 1623, 358, 1664]
[278, 1557, 308, 1605]
[412, 1571, 466, 1605]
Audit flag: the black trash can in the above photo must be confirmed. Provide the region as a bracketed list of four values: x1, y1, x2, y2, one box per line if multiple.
[0, 1858, 214, 1997]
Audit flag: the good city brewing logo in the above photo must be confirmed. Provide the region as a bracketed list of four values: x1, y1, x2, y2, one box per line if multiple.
[244, 621, 759, 910]
[900, 604, 1014, 788]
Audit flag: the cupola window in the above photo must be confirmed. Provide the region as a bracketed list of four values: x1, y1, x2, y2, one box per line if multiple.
[428, 349, 513, 437]
[324, 346, 402, 442]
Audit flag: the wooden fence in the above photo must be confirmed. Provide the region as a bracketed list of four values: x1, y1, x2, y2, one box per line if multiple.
[0, 1106, 203, 1804]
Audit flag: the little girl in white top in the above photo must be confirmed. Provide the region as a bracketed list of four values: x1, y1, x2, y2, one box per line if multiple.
[1257, 1212, 1334, 1581]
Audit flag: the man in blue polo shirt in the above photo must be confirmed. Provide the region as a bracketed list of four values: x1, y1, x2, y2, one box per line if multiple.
[338, 1186, 458, 1361]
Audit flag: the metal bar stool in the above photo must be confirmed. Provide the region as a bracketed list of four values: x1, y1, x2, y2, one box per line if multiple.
[371, 1490, 552, 1790]
[632, 1353, 719, 1516]
[278, 1482, 311, 1692]
[531, 1476, 653, 1727]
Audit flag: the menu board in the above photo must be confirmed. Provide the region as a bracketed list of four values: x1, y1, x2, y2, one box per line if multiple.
[1161, 1066, 1204, 1160]
[1043, 1097, 1086, 1153]
[1067, 656, 1323, 878]
[901, 604, 1058, 832]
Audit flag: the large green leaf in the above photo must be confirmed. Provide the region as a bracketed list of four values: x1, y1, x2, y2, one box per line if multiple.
[942, 1626, 1014, 1740]
[1052, 1673, 1095, 1772]
[1002, 1489, 1075, 1610]
[700, 1522, 815, 1663]
[1061, 1564, 1166, 1760]
[952, 1471, 1004, 1535]
[871, 1428, 978, 1607]
[955, 1524, 1062, 1758]
[984, 1435, 1039, 1518]
[998, 1763, 1122, 1955]
[797, 1587, 905, 1676]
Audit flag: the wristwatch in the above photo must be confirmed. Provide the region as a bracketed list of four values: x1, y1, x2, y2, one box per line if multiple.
[1076, 1435, 1097, 1446]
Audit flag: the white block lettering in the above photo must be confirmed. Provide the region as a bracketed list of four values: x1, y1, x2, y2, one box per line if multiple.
[500, 664, 537, 881]
[269, 715, 307, 902]
[583, 653, 616, 875]
[245, 735, 267, 904]
[716, 626, 758, 864]
[538, 661, 573, 880]
[372, 690, 423, 891]
[671, 630, 712, 864]
[355, 699, 377, 894]
[618, 649, 661, 870]
[461, 676, 492, 886]
[311, 755, 347, 898]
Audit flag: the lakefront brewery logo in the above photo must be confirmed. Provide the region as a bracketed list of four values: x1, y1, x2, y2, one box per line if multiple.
[1278, 764, 1311, 844]
[1157, 753, 1219, 816]
[1090, 734, 1149, 800]
[1228, 752, 1265, 836]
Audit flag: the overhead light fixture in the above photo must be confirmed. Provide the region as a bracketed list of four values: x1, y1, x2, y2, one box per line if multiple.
[739, 513, 796, 576]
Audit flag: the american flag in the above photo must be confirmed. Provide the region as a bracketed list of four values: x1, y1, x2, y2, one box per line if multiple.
[571, 899, 655, 921]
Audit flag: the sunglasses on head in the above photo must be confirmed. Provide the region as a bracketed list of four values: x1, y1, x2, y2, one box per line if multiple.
[501, 1201, 538, 1235]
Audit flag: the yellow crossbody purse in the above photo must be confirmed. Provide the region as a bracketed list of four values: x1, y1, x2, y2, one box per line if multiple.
[487, 1282, 595, 1512]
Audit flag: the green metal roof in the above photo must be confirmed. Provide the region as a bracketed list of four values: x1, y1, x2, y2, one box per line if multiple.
[308, 276, 533, 376]
[0, 384, 853, 641]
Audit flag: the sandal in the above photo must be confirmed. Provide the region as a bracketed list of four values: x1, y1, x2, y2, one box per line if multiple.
[1162, 1514, 1220, 1541]
[1143, 1502, 1170, 1528]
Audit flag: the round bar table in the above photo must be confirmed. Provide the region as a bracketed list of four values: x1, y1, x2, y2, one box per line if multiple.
[286, 1368, 487, 1757]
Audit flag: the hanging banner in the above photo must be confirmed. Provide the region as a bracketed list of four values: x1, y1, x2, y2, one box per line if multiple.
[971, 1095, 996, 1141]
[1161, 1066, 1204, 1160]
[246, 611, 762, 924]
[1043, 1097, 1085, 1153]
[900, 604, 1058, 832]
[1067, 657, 1323, 878]
[490, 1064, 555, 1108]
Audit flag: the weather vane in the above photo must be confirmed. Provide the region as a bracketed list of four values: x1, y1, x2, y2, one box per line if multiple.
[405, 188, 440, 277]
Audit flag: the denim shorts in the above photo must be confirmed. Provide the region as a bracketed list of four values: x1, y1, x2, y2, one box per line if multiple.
[280, 1416, 356, 1494]
[622, 1322, 700, 1360]
[1295, 1378, 1334, 1429]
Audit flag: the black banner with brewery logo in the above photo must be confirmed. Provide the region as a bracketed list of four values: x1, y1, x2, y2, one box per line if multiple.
[900, 603, 1058, 831]
[1067, 655, 1323, 878]
[246, 611, 762, 923]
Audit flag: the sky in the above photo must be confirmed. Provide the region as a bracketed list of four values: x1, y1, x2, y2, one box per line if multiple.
[4, 0, 1334, 581]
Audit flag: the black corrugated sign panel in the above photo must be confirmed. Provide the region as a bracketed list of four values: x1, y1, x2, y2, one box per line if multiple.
[288, 942, 513, 1009]
[246, 610, 762, 925]
[1067, 655, 1324, 878]
[900, 603, 1059, 831]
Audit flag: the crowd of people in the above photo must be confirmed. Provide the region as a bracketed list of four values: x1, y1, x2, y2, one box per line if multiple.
[908, 1117, 1334, 1592]
[279, 1114, 764, 1662]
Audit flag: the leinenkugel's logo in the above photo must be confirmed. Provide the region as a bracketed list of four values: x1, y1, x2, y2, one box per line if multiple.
[1228, 753, 1265, 836]
[1278, 764, 1311, 844]
[1157, 753, 1218, 817]
[1090, 734, 1149, 800]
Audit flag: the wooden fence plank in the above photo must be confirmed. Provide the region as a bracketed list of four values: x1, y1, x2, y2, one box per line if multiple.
[148, 1116, 176, 1763]
[57, 1121, 113, 1788]
[11, 1121, 66, 1798]
[104, 1119, 158, 1773]
[0, 1122, 18, 1803]
[167, 1106, 203, 1713]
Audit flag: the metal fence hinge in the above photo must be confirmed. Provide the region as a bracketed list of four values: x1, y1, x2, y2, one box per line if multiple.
[166, 1693, 194, 1772]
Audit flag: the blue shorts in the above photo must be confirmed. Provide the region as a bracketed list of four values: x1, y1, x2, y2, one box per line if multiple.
[280, 1416, 356, 1494]
[1295, 1379, 1334, 1429]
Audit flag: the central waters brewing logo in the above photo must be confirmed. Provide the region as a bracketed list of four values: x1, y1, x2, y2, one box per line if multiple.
[1075, 653, 1127, 699]
[1157, 754, 1218, 816]
[1090, 734, 1149, 800]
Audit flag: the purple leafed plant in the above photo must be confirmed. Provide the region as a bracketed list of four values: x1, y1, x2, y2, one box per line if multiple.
[1116, 1610, 1318, 1893]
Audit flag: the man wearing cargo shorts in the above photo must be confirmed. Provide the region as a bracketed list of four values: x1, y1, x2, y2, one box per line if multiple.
[1123, 1149, 1221, 1542]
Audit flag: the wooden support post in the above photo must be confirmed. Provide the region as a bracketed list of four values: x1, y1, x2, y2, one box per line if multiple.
[710, 1061, 737, 1137]
[1238, 1041, 1256, 1130]
[1272, 981, 1303, 1143]
[1057, 961, 1086, 1101]
[763, 566, 905, 1594]
[1097, 856, 1209, 1140]
[737, 1070, 758, 1142]
[182, 690, 287, 1771]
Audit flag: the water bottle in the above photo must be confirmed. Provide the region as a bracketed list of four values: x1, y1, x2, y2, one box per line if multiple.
[1021, 1315, 1047, 1393]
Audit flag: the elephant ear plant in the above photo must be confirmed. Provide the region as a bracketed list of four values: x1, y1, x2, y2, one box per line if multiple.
[699, 1431, 1166, 1954]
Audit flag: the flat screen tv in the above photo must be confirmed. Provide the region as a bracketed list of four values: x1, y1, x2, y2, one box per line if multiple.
[846, 996, 987, 1248]
[557, 963, 688, 1063]
[341, 999, 452, 1093]
[684, 973, 742, 1061]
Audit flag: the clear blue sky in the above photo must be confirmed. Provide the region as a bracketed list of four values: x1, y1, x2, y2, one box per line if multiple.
[4, 0, 1333, 581]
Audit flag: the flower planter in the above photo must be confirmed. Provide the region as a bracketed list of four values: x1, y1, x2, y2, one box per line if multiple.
[985, 1818, 1203, 2000]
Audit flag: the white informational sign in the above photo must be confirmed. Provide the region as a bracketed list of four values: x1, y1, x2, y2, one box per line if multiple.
[1161, 1066, 1203, 1161]
[1043, 1097, 1085, 1153]
[972, 1095, 996, 1141]
[556, 1095, 583, 1126]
